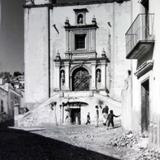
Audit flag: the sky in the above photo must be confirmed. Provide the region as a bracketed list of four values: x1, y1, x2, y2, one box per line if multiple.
[0, 0, 24, 73]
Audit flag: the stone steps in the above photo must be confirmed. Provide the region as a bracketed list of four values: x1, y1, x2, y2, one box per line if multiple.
[16, 92, 121, 127]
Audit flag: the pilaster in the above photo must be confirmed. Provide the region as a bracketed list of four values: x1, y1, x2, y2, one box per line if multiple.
[64, 61, 70, 90]
[66, 29, 69, 52]
[91, 61, 96, 90]
[106, 64, 110, 91]
[101, 60, 106, 89]
[54, 62, 60, 90]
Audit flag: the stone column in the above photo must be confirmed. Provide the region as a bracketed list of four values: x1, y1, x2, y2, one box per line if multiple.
[90, 30, 96, 52]
[64, 61, 70, 90]
[101, 61, 106, 90]
[93, 29, 96, 51]
[55, 62, 60, 90]
[62, 105, 64, 124]
[106, 64, 110, 91]
[91, 61, 96, 90]
[66, 30, 69, 52]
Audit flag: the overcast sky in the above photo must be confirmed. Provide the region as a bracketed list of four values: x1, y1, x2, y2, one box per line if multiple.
[0, 0, 24, 73]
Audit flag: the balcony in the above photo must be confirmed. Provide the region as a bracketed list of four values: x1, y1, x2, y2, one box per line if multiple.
[126, 13, 154, 59]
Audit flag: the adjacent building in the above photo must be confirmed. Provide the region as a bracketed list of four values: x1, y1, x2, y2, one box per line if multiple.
[0, 86, 8, 124]
[122, 0, 160, 148]
[0, 80, 23, 126]
[12, 74, 25, 91]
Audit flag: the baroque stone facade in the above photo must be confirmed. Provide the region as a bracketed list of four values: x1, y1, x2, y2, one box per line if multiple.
[21, 0, 131, 126]
[54, 10, 109, 92]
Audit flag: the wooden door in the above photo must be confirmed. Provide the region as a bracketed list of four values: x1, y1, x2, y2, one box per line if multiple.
[141, 80, 149, 133]
[72, 68, 90, 91]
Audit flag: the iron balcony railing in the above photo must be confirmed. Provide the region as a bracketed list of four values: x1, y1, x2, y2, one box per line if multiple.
[126, 13, 154, 57]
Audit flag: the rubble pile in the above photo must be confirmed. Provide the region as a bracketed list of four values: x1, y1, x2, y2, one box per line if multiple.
[109, 131, 139, 148]
[136, 148, 160, 160]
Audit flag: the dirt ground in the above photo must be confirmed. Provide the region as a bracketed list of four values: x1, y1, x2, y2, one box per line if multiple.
[0, 127, 119, 160]
[29, 124, 142, 160]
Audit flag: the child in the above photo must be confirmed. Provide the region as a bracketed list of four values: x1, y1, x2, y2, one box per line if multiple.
[95, 105, 99, 127]
[102, 105, 109, 126]
[86, 112, 91, 125]
[107, 110, 119, 128]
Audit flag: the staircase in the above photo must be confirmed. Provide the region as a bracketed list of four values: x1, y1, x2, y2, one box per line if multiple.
[15, 92, 121, 128]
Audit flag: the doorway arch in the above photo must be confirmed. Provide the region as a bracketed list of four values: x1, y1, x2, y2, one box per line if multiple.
[72, 67, 90, 91]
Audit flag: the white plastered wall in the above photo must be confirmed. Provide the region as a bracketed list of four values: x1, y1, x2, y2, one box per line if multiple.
[24, 7, 49, 106]
[50, 2, 131, 100]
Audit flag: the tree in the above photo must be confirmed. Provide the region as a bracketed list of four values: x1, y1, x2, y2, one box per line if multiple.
[0, 72, 12, 83]
[13, 71, 22, 78]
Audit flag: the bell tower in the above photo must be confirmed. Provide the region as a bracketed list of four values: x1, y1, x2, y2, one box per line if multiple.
[24, 0, 52, 108]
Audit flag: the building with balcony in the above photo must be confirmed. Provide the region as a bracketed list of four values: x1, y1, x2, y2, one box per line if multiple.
[122, 0, 160, 149]
[18, 0, 131, 127]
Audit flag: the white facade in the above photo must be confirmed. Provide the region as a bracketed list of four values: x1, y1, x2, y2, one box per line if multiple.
[0, 83, 23, 125]
[22, 0, 131, 126]
[122, 0, 160, 148]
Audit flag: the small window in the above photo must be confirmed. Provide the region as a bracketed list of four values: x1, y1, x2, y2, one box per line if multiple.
[75, 34, 86, 50]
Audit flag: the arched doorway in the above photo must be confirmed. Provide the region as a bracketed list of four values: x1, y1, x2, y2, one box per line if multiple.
[72, 67, 90, 91]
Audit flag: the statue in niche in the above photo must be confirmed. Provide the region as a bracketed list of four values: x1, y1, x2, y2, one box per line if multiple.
[96, 69, 101, 83]
[77, 14, 83, 24]
[60, 70, 65, 86]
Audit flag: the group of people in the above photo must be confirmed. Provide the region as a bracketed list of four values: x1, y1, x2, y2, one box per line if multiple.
[86, 105, 119, 129]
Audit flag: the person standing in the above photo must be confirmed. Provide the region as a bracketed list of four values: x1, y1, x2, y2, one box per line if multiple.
[102, 105, 109, 126]
[107, 110, 119, 129]
[95, 105, 99, 127]
[86, 112, 91, 125]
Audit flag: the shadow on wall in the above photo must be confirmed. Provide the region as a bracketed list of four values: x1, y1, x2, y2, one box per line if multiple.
[0, 128, 119, 160]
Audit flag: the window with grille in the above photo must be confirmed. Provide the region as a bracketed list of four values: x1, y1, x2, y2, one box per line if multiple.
[75, 34, 86, 49]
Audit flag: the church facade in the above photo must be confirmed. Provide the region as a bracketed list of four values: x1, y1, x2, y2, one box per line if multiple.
[53, 8, 109, 93]
[20, 0, 131, 126]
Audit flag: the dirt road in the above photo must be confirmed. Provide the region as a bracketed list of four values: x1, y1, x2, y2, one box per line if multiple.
[0, 127, 119, 160]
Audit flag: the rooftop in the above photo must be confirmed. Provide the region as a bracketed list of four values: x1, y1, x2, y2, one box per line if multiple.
[53, 0, 129, 6]
[24, 0, 130, 8]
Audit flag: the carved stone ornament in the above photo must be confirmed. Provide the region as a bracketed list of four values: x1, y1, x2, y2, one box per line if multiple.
[25, 0, 35, 5]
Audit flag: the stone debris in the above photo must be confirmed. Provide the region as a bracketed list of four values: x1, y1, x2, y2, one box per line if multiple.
[136, 148, 160, 160]
[30, 125, 160, 160]
[108, 130, 160, 160]
[108, 131, 139, 148]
